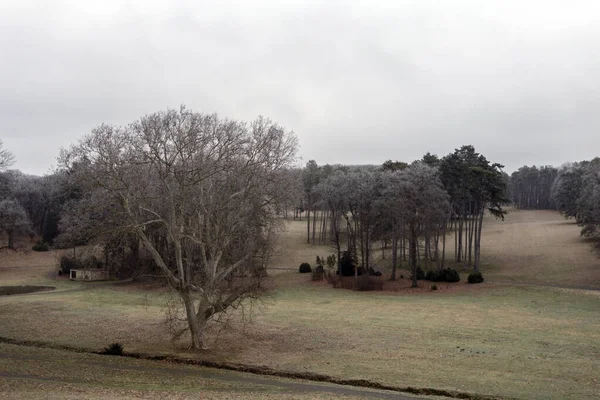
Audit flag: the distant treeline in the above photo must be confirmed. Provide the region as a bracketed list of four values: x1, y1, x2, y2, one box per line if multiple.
[291, 145, 508, 286]
[509, 159, 600, 244]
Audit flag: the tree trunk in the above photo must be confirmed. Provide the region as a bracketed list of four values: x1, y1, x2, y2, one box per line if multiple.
[411, 226, 418, 288]
[307, 208, 311, 244]
[474, 204, 485, 271]
[312, 208, 317, 244]
[457, 203, 464, 262]
[7, 230, 14, 249]
[181, 291, 205, 350]
[391, 222, 398, 280]
[468, 212, 474, 266]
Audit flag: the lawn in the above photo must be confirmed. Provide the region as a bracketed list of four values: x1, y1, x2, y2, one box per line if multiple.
[0, 209, 599, 399]
[1, 342, 413, 400]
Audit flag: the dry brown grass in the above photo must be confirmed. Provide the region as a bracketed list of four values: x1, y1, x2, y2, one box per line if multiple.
[0, 210, 599, 399]
[0, 343, 397, 400]
[477, 208, 600, 286]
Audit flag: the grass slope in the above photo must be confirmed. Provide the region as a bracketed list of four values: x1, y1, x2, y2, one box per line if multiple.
[0, 210, 599, 399]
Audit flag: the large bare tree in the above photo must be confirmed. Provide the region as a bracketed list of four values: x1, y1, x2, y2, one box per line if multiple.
[61, 107, 298, 349]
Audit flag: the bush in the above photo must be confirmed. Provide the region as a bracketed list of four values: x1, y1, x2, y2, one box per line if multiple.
[100, 342, 124, 356]
[425, 269, 441, 281]
[58, 253, 105, 275]
[444, 268, 460, 283]
[425, 268, 460, 283]
[299, 262, 312, 273]
[312, 265, 324, 281]
[58, 254, 81, 275]
[354, 275, 384, 291]
[326, 254, 336, 270]
[339, 251, 356, 277]
[410, 265, 425, 280]
[32, 241, 50, 252]
[468, 271, 484, 284]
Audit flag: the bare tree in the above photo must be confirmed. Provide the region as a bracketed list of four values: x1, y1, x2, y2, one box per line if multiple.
[61, 107, 298, 350]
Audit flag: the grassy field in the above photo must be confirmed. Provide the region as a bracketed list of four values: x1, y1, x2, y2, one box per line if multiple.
[0, 209, 599, 399]
[1, 342, 427, 400]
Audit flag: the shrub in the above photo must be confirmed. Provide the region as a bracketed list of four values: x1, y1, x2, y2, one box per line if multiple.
[339, 251, 356, 276]
[355, 275, 384, 291]
[326, 254, 336, 270]
[100, 342, 124, 356]
[325, 270, 337, 285]
[425, 269, 441, 281]
[58, 254, 81, 275]
[312, 265, 324, 281]
[468, 271, 484, 284]
[58, 253, 105, 275]
[411, 265, 425, 280]
[443, 268, 461, 283]
[32, 241, 50, 252]
[425, 268, 460, 282]
[299, 262, 312, 273]
[431, 284, 438, 290]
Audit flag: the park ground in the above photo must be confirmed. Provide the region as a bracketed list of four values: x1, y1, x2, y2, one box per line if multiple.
[0, 209, 599, 399]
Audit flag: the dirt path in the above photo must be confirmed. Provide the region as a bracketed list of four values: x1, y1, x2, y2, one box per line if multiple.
[0, 345, 432, 400]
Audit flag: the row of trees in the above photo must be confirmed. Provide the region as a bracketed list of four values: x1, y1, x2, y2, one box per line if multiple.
[509, 165, 557, 209]
[553, 159, 600, 240]
[509, 159, 600, 248]
[0, 139, 83, 250]
[0, 140, 34, 249]
[298, 146, 508, 287]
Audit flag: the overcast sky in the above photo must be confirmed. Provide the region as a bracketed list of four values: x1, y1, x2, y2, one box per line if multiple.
[1, 0, 599, 176]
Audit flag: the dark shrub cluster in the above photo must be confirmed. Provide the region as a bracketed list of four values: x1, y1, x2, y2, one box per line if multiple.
[355, 275, 384, 291]
[58, 255, 80, 275]
[468, 271, 484, 284]
[411, 265, 425, 280]
[32, 241, 49, 252]
[58, 254, 104, 275]
[299, 262, 312, 273]
[100, 342, 124, 356]
[425, 268, 460, 283]
[312, 265, 324, 281]
[338, 251, 356, 276]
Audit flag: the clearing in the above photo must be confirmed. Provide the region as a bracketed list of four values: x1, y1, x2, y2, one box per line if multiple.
[0, 209, 598, 399]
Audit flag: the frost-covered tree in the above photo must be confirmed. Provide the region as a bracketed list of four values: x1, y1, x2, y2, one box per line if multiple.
[0, 199, 31, 249]
[386, 163, 449, 287]
[61, 106, 297, 350]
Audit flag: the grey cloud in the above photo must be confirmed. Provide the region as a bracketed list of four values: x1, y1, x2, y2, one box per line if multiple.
[1, 0, 600, 175]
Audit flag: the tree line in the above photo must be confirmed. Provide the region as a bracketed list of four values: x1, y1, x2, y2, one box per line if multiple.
[509, 159, 600, 248]
[295, 145, 508, 287]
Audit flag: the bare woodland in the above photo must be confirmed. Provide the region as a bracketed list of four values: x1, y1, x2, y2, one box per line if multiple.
[2, 109, 600, 350]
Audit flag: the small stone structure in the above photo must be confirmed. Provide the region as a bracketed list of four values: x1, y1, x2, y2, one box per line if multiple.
[69, 269, 110, 281]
